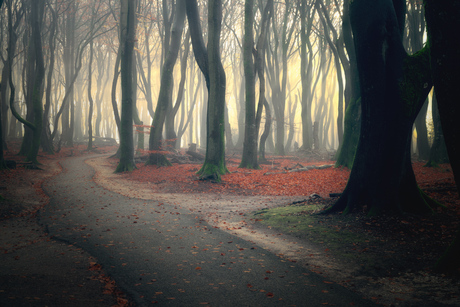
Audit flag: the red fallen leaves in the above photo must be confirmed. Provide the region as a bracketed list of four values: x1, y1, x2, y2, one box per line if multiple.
[119, 159, 459, 208]
[120, 158, 348, 197]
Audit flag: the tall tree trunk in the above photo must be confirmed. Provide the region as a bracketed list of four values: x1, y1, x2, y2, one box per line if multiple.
[186, 0, 228, 181]
[41, 0, 57, 154]
[87, 7, 96, 151]
[326, 0, 434, 215]
[62, 1, 76, 146]
[115, 0, 137, 172]
[27, 0, 45, 164]
[240, 0, 257, 169]
[240, 0, 273, 169]
[0, 0, 5, 168]
[299, 0, 314, 151]
[197, 0, 228, 181]
[334, 0, 361, 167]
[147, 0, 185, 166]
[425, 0, 460, 273]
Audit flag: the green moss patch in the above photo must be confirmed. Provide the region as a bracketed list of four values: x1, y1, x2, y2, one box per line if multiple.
[250, 202, 379, 263]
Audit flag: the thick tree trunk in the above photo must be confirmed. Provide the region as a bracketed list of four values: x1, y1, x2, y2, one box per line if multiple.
[196, 0, 228, 181]
[334, 0, 361, 167]
[326, 0, 433, 215]
[26, 0, 45, 164]
[186, 0, 228, 181]
[425, 0, 460, 273]
[335, 98, 361, 169]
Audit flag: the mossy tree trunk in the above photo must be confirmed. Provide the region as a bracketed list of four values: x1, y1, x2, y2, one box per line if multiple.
[425, 0, 460, 273]
[186, 0, 228, 182]
[334, 0, 361, 168]
[197, 0, 228, 181]
[334, 98, 361, 169]
[146, 0, 185, 166]
[325, 0, 434, 216]
[115, 0, 137, 173]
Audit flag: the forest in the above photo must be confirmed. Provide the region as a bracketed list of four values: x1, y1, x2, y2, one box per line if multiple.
[0, 0, 449, 167]
[1, 0, 460, 291]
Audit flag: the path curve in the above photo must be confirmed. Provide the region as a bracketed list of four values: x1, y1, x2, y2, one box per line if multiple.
[40, 155, 373, 306]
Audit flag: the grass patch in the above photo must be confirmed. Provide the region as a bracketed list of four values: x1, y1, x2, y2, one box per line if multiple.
[250, 203, 378, 262]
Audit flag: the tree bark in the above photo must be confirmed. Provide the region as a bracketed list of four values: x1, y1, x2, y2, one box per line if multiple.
[115, 0, 137, 172]
[41, 1, 57, 154]
[325, 0, 434, 215]
[239, 0, 258, 169]
[147, 0, 186, 166]
[196, 0, 228, 181]
[425, 0, 460, 273]
[27, 0, 45, 164]
[186, 0, 228, 182]
[334, 0, 361, 167]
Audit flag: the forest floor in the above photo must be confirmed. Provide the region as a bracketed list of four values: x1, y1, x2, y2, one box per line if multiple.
[1, 142, 460, 306]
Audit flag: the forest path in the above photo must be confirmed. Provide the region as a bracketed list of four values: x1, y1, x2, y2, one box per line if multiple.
[39, 154, 373, 306]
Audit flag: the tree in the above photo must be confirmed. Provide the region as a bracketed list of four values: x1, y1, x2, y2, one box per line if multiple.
[424, 0, 460, 273]
[299, 0, 316, 151]
[9, 0, 45, 165]
[266, 0, 296, 156]
[239, 0, 273, 169]
[186, 0, 228, 181]
[136, 0, 158, 120]
[1, 0, 23, 154]
[316, 0, 345, 149]
[406, 1, 430, 160]
[41, 0, 57, 154]
[146, 0, 186, 166]
[115, 0, 137, 172]
[334, 0, 361, 168]
[86, 3, 101, 151]
[325, 0, 434, 215]
[239, 0, 257, 169]
[50, 1, 110, 146]
[0, 0, 5, 169]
